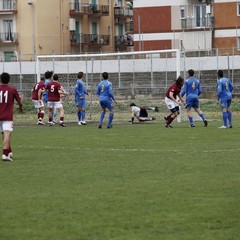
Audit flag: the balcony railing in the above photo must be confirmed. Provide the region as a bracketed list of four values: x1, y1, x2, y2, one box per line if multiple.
[114, 7, 133, 18]
[181, 16, 214, 29]
[71, 33, 110, 45]
[115, 34, 134, 47]
[0, 0, 17, 12]
[0, 32, 18, 43]
[70, 2, 109, 16]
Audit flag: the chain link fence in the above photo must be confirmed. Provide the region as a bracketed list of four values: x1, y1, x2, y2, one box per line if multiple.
[1, 48, 240, 124]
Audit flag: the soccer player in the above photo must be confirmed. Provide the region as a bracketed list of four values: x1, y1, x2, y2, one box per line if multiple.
[31, 76, 45, 125]
[96, 72, 116, 129]
[0, 72, 22, 161]
[217, 70, 234, 128]
[43, 70, 58, 123]
[75, 71, 89, 125]
[181, 69, 208, 127]
[164, 76, 185, 128]
[46, 74, 68, 127]
[43, 70, 53, 104]
[129, 103, 157, 124]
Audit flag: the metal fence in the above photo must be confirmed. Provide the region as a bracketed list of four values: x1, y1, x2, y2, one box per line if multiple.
[1, 48, 240, 123]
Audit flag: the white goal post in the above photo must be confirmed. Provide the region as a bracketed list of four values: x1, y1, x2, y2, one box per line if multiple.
[36, 49, 183, 123]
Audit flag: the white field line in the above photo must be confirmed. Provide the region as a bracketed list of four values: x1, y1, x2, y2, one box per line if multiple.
[15, 145, 240, 153]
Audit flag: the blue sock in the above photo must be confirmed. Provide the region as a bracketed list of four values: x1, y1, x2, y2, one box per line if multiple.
[223, 112, 228, 126]
[81, 110, 86, 121]
[199, 113, 205, 121]
[100, 112, 105, 125]
[108, 113, 114, 127]
[227, 111, 232, 126]
[77, 111, 81, 121]
[189, 117, 194, 125]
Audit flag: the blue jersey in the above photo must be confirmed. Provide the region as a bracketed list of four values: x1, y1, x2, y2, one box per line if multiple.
[75, 79, 87, 101]
[217, 77, 234, 101]
[96, 80, 115, 101]
[181, 77, 202, 99]
[43, 79, 51, 103]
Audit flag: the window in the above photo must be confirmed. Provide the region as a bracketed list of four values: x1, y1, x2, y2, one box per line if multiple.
[3, 20, 13, 42]
[195, 5, 206, 27]
[3, 0, 13, 10]
[238, 37, 240, 49]
[238, 2, 240, 16]
[4, 52, 14, 62]
[180, 6, 185, 19]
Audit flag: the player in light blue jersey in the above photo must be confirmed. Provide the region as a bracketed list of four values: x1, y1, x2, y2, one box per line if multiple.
[75, 72, 88, 125]
[217, 70, 234, 128]
[43, 71, 53, 104]
[96, 72, 116, 129]
[181, 69, 207, 127]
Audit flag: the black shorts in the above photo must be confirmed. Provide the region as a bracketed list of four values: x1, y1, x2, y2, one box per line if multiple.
[139, 108, 148, 118]
[170, 106, 180, 113]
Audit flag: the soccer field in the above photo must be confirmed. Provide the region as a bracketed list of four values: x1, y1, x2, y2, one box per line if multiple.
[0, 122, 239, 240]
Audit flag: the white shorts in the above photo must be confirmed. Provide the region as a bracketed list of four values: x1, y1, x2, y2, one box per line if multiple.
[48, 101, 63, 109]
[0, 121, 13, 132]
[165, 97, 179, 110]
[32, 100, 44, 109]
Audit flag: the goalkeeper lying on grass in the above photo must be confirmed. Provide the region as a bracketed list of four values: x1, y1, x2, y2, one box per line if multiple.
[129, 103, 158, 124]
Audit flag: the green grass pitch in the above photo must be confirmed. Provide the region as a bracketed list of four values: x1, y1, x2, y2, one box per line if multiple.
[0, 121, 240, 240]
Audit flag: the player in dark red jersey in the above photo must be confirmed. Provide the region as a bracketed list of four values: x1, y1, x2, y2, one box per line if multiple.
[46, 74, 68, 127]
[31, 76, 45, 125]
[0, 72, 22, 161]
[164, 76, 185, 128]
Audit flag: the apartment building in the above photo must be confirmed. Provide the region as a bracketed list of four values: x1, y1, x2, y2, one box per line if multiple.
[0, 0, 133, 61]
[0, 0, 239, 61]
[132, 0, 240, 53]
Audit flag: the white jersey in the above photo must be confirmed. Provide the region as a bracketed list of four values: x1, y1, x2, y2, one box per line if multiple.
[130, 106, 140, 118]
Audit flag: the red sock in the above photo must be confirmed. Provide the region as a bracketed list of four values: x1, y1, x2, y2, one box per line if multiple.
[3, 149, 10, 156]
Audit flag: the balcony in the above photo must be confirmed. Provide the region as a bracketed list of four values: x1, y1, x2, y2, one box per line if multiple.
[181, 16, 214, 29]
[114, 7, 133, 19]
[0, 0, 17, 13]
[71, 33, 110, 46]
[115, 34, 134, 49]
[69, 2, 109, 17]
[0, 32, 18, 45]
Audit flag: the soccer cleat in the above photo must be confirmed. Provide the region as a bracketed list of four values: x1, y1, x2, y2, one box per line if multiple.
[8, 152, 13, 159]
[81, 121, 87, 125]
[37, 121, 45, 125]
[165, 124, 173, 128]
[190, 124, 195, 128]
[98, 124, 102, 129]
[154, 106, 159, 112]
[48, 122, 54, 127]
[59, 123, 66, 127]
[229, 125, 233, 128]
[2, 154, 13, 162]
[78, 121, 82, 125]
[218, 125, 227, 129]
[204, 120, 208, 127]
[107, 125, 112, 129]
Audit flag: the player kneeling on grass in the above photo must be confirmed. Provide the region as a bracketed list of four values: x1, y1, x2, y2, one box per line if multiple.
[129, 103, 158, 124]
[46, 74, 68, 127]
[31, 76, 46, 125]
